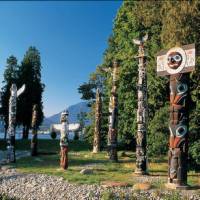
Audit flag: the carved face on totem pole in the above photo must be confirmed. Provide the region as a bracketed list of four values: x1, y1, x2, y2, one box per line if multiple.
[157, 44, 195, 76]
[60, 110, 68, 123]
[167, 52, 183, 69]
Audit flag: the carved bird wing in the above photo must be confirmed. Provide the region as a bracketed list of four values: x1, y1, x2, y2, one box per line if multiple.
[142, 34, 148, 42]
[133, 39, 141, 45]
[17, 84, 26, 97]
[101, 67, 111, 73]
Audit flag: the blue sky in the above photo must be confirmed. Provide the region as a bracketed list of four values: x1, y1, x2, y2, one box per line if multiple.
[0, 1, 122, 117]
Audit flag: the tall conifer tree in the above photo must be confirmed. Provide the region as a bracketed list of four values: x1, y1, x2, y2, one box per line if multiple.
[17, 46, 45, 139]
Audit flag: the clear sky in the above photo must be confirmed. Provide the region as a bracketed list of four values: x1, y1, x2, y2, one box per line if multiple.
[0, 1, 122, 117]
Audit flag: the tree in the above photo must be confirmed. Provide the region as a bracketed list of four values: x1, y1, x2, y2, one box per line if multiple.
[17, 46, 45, 139]
[160, 1, 200, 169]
[79, 1, 200, 168]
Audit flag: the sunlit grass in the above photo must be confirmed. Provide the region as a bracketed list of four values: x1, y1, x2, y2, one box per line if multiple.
[0, 139, 199, 187]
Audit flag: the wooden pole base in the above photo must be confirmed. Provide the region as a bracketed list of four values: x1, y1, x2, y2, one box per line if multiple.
[60, 146, 68, 170]
[134, 169, 148, 176]
[165, 183, 190, 190]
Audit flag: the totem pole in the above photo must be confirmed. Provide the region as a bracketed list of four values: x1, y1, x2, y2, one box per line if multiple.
[59, 110, 69, 170]
[133, 34, 148, 175]
[31, 104, 38, 156]
[107, 60, 119, 162]
[93, 88, 102, 153]
[157, 44, 195, 189]
[7, 84, 25, 163]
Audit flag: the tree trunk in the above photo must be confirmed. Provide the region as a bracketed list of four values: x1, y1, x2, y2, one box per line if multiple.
[22, 126, 29, 139]
[74, 131, 79, 140]
[4, 127, 7, 141]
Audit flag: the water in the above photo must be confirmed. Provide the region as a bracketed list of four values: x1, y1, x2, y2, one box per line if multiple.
[0, 132, 75, 140]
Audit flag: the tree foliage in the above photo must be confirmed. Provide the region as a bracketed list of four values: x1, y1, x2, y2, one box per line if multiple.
[79, 1, 200, 167]
[17, 47, 45, 138]
[1, 47, 45, 139]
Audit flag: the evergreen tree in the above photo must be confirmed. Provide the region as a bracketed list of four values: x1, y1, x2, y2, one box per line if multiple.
[17, 46, 45, 139]
[79, 1, 200, 167]
[160, 1, 200, 169]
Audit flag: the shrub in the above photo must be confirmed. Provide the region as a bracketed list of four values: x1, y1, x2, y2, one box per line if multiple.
[50, 131, 57, 139]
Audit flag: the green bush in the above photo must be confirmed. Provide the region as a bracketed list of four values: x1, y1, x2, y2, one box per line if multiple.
[0, 194, 18, 200]
[148, 106, 169, 157]
[50, 131, 57, 139]
[189, 141, 200, 171]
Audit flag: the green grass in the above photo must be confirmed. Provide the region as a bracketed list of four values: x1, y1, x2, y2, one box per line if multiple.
[0, 194, 18, 200]
[0, 139, 199, 187]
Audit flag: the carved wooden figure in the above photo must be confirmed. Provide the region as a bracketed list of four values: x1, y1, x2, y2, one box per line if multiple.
[31, 104, 38, 156]
[133, 34, 148, 175]
[93, 88, 102, 153]
[7, 84, 25, 163]
[108, 60, 119, 162]
[157, 44, 195, 189]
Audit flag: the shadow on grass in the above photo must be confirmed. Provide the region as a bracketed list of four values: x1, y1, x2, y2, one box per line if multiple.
[148, 173, 167, 177]
[38, 151, 58, 155]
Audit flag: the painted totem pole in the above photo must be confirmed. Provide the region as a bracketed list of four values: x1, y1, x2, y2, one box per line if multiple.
[133, 34, 148, 175]
[7, 84, 25, 163]
[108, 60, 119, 162]
[60, 110, 69, 170]
[31, 104, 38, 156]
[93, 88, 102, 153]
[157, 44, 195, 189]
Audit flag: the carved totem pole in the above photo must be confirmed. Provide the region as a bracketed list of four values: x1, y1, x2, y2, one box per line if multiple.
[133, 35, 148, 175]
[60, 110, 69, 170]
[93, 88, 102, 153]
[31, 104, 38, 156]
[108, 60, 119, 162]
[157, 44, 195, 189]
[7, 84, 25, 163]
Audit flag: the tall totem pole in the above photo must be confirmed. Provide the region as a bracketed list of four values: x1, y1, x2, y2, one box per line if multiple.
[108, 60, 119, 162]
[93, 88, 102, 153]
[133, 35, 148, 175]
[31, 104, 38, 156]
[7, 84, 25, 163]
[60, 110, 69, 170]
[157, 44, 195, 189]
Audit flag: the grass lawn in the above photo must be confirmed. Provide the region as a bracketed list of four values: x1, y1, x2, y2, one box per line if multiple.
[0, 139, 199, 187]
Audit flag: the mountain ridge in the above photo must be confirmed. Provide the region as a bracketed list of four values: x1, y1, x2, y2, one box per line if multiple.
[42, 101, 90, 128]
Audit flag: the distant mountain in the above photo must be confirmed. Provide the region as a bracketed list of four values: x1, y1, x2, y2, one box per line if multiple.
[42, 101, 90, 128]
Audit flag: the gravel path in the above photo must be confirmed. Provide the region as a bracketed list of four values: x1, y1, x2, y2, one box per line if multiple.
[0, 166, 200, 200]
